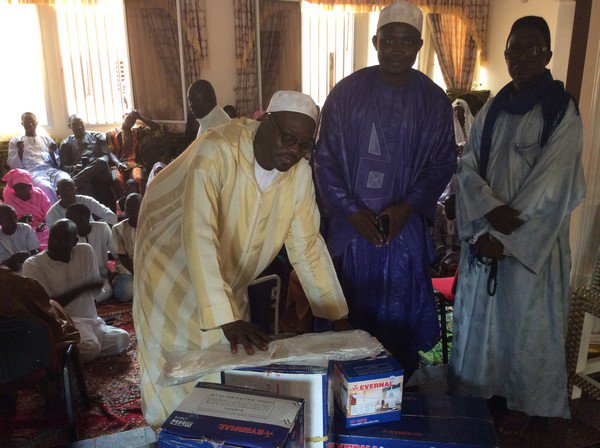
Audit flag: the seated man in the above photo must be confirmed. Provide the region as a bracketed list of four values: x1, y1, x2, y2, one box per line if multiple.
[22, 220, 130, 363]
[65, 203, 113, 302]
[106, 109, 160, 194]
[0, 204, 39, 272]
[8, 112, 71, 203]
[46, 178, 117, 227]
[111, 193, 140, 302]
[60, 115, 122, 210]
[2, 168, 52, 247]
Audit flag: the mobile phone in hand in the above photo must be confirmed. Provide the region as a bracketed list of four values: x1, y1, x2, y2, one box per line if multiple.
[377, 215, 389, 239]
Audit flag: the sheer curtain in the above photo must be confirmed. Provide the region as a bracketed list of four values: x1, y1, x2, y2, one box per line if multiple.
[125, 0, 183, 121]
[260, 0, 301, 107]
[428, 13, 477, 90]
[303, 0, 489, 62]
[233, 0, 259, 117]
[182, 0, 208, 88]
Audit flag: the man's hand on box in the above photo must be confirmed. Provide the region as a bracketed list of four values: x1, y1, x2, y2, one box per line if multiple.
[221, 320, 271, 355]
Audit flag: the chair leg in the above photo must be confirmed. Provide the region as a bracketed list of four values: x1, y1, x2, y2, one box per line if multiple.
[71, 347, 90, 408]
[435, 291, 449, 364]
[63, 357, 76, 442]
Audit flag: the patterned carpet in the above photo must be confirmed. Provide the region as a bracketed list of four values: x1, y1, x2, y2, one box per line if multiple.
[0, 301, 145, 448]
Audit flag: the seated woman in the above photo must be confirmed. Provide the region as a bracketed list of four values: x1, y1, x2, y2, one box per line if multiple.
[2, 169, 52, 247]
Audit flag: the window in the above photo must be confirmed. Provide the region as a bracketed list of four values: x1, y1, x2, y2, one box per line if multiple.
[0, 5, 48, 133]
[56, 0, 132, 124]
[301, 3, 448, 106]
[301, 2, 355, 106]
[0, 2, 132, 138]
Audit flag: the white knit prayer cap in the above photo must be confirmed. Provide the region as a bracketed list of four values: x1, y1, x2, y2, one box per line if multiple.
[377, 1, 423, 34]
[266, 91, 319, 123]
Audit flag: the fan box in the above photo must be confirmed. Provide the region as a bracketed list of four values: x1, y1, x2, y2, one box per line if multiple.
[333, 356, 404, 427]
[222, 363, 331, 448]
[158, 382, 304, 448]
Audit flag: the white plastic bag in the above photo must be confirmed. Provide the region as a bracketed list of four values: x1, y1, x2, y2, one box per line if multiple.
[158, 330, 383, 387]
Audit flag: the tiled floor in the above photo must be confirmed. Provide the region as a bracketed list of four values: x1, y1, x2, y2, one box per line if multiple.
[70, 427, 156, 448]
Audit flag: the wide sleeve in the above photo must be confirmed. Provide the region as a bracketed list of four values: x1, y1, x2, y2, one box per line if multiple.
[84, 197, 117, 225]
[45, 205, 60, 227]
[181, 147, 235, 330]
[7, 137, 23, 169]
[313, 94, 361, 218]
[404, 97, 457, 222]
[285, 170, 349, 320]
[491, 102, 586, 274]
[25, 225, 40, 251]
[456, 102, 505, 239]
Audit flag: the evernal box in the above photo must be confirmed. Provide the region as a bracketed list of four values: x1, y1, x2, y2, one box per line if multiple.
[222, 363, 331, 448]
[158, 382, 304, 448]
[333, 356, 404, 427]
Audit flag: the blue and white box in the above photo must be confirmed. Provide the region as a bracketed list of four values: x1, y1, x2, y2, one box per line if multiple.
[330, 392, 498, 448]
[223, 363, 331, 448]
[158, 382, 304, 448]
[333, 356, 404, 427]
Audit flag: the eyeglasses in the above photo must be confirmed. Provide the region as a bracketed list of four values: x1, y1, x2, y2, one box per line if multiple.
[380, 37, 423, 49]
[504, 46, 548, 60]
[268, 113, 315, 154]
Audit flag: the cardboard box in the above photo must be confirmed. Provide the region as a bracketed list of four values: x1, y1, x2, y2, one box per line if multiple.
[158, 382, 304, 448]
[330, 392, 498, 448]
[333, 356, 403, 427]
[223, 363, 331, 448]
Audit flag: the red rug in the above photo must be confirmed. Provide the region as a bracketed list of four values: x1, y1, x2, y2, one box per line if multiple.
[0, 301, 146, 448]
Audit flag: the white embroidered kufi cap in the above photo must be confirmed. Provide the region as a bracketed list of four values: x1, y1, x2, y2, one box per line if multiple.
[266, 91, 319, 123]
[377, 1, 423, 34]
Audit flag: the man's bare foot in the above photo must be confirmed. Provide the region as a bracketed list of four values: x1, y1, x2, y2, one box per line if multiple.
[499, 410, 530, 435]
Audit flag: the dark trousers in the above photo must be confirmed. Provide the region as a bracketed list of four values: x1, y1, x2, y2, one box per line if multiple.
[72, 159, 116, 211]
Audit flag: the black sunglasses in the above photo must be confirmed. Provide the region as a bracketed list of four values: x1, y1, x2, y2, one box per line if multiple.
[267, 113, 315, 154]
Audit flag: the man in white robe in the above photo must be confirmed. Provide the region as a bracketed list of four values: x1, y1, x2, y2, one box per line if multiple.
[188, 79, 231, 138]
[22, 220, 130, 362]
[8, 112, 71, 203]
[449, 16, 586, 434]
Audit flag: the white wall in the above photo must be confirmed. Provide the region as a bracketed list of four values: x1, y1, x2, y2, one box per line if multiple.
[484, 0, 575, 95]
[201, 0, 237, 107]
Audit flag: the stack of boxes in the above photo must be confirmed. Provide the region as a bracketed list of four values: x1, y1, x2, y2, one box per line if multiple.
[158, 356, 498, 448]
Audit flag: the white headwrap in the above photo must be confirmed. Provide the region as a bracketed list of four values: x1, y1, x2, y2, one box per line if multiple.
[377, 1, 423, 34]
[266, 91, 319, 123]
[452, 98, 474, 146]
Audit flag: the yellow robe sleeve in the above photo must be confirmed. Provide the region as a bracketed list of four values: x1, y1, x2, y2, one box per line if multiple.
[285, 169, 349, 320]
[181, 145, 236, 330]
